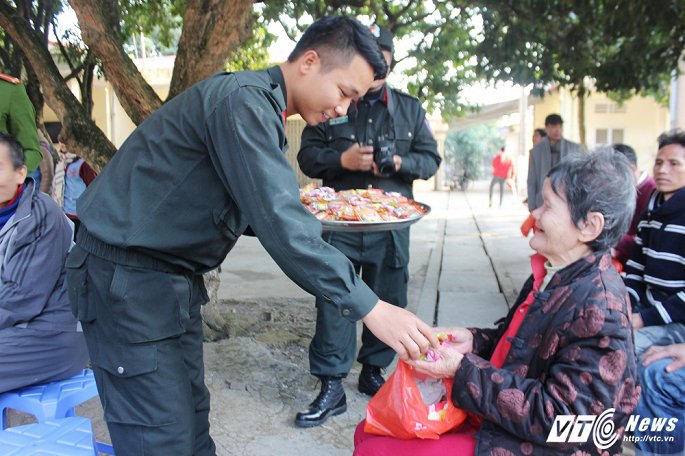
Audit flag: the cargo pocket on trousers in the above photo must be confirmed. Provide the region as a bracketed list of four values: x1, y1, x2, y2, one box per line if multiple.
[108, 265, 191, 343]
[65, 246, 96, 322]
[385, 228, 410, 269]
[92, 344, 178, 426]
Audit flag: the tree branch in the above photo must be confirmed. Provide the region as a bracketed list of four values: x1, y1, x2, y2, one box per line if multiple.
[0, 0, 115, 167]
[69, 0, 162, 124]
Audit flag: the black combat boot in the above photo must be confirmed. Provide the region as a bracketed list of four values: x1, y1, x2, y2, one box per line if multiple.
[358, 364, 385, 396]
[294, 376, 347, 428]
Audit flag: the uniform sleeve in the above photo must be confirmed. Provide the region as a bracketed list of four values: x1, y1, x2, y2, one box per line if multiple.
[297, 123, 346, 180]
[205, 88, 378, 321]
[0, 197, 71, 329]
[395, 108, 440, 181]
[9, 84, 41, 172]
[451, 298, 636, 445]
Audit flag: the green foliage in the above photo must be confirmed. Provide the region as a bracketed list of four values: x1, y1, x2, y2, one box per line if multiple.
[226, 19, 277, 71]
[474, 0, 685, 101]
[120, 0, 184, 52]
[119, 2, 274, 69]
[261, 0, 478, 119]
[444, 123, 503, 180]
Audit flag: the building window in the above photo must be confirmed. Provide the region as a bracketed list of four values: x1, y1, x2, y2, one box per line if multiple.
[595, 128, 624, 145]
[594, 103, 626, 114]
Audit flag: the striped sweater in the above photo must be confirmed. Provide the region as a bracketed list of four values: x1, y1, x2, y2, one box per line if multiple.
[624, 187, 685, 326]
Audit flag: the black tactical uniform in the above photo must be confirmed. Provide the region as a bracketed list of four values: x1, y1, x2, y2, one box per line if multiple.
[66, 67, 379, 455]
[298, 85, 441, 379]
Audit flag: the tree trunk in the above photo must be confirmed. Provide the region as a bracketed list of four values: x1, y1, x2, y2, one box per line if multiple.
[578, 88, 586, 148]
[168, 0, 255, 99]
[0, 1, 115, 168]
[69, 0, 162, 125]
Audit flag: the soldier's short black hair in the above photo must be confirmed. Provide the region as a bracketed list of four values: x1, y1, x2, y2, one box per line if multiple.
[613, 143, 637, 166]
[0, 132, 25, 169]
[288, 16, 388, 80]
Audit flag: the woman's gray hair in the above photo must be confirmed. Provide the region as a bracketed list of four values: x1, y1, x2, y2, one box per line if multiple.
[547, 148, 636, 251]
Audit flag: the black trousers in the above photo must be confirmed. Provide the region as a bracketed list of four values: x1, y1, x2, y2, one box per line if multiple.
[65, 244, 215, 456]
[489, 176, 507, 206]
[308, 228, 410, 377]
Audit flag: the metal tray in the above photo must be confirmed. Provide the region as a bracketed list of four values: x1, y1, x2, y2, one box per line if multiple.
[320, 202, 431, 232]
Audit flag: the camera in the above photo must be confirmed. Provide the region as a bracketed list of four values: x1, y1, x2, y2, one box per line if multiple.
[373, 139, 396, 177]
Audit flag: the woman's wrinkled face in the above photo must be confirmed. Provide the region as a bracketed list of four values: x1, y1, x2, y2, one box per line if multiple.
[530, 178, 585, 266]
[653, 143, 685, 201]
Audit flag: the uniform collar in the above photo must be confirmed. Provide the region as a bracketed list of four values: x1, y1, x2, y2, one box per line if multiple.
[359, 84, 389, 106]
[266, 66, 287, 107]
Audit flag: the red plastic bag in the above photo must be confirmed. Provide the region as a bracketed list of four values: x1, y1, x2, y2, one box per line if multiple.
[364, 361, 467, 439]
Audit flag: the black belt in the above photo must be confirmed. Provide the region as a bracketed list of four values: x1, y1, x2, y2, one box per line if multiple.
[76, 227, 191, 275]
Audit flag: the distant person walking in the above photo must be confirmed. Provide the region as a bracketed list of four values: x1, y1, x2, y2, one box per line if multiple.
[489, 146, 514, 207]
[527, 114, 584, 211]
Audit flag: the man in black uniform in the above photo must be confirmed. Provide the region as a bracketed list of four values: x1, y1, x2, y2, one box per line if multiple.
[295, 26, 441, 427]
[66, 16, 438, 455]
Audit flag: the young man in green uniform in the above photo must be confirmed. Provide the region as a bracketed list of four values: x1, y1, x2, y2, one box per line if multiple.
[0, 73, 42, 172]
[296, 25, 441, 427]
[66, 16, 438, 455]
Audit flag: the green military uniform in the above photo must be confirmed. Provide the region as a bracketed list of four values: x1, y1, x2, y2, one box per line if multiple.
[0, 74, 42, 172]
[298, 85, 441, 376]
[66, 67, 379, 455]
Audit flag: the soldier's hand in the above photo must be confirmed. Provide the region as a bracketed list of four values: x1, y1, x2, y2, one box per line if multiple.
[371, 155, 402, 177]
[362, 300, 439, 360]
[340, 144, 374, 171]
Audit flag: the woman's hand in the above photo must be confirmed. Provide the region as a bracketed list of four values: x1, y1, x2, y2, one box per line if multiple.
[434, 326, 474, 354]
[631, 313, 645, 330]
[406, 345, 464, 379]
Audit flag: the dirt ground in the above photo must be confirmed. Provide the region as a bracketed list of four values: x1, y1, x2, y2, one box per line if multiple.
[7, 296, 370, 456]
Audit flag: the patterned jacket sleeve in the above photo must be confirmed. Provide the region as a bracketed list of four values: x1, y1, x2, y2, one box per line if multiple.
[451, 289, 637, 445]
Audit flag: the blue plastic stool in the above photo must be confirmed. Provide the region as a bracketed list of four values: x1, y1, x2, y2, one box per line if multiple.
[0, 416, 96, 455]
[0, 370, 98, 430]
[0, 369, 114, 454]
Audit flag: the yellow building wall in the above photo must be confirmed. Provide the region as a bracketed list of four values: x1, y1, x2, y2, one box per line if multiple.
[531, 88, 669, 170]
[585, 93, 669, 168]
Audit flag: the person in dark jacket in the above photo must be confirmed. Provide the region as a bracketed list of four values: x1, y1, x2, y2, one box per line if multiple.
[66, 16, 438, 456]
[354, 149, 640, 456]
[295, 25, 441, 428]
[0, 133, 88, 393]
[625, 130, 685, 356]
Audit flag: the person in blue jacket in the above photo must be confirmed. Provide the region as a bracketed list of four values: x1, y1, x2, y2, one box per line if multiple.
[0, 132, 88, 393]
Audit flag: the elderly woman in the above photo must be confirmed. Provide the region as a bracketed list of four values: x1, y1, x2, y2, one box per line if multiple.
[354, 149, 641, 455]
[0, 133, 88, 393]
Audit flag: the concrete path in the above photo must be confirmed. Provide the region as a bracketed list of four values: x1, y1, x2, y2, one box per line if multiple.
[9, 182, 533, 455]
[206, 181, 534, 455]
